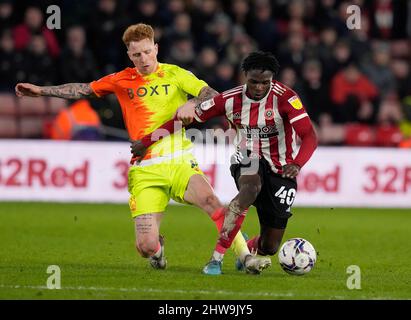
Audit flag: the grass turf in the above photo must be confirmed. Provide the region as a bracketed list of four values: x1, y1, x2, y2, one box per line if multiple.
[0, 202, 410, 300]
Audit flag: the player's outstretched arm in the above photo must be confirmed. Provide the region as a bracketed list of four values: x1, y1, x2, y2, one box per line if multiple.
[130, 86, 221, 164]
[178, 86, 219, 125]
[15, 83, 97, 99]
[196, 86, 219, 102]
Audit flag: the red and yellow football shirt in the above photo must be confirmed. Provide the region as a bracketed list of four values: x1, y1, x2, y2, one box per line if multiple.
[90, 63, 207, 160]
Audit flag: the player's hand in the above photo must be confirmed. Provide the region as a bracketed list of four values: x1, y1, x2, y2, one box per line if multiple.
[282, 164, 300, 179]
[130, 140, 148, 164]
[15, 83, 42, 97]
[176, 101, 196, 125]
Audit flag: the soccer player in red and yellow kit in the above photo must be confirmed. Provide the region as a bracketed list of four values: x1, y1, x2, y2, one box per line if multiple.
[15, 24, 270, 273]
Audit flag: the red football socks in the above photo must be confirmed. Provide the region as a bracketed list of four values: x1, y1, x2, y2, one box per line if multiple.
[247, 236, 260, 253]
[215, 211, 246, 254]
[211, 207, 226, 231]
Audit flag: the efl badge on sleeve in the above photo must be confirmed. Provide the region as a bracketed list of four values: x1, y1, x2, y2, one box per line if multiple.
[200, 99, 215, 111]
[288, 96, 303, 110]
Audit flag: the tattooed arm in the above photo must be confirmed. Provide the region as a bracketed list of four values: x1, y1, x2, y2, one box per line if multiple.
[178, 86, 219, 125]
[15, 82, 97, 99]
[130, 86, 219, 163]
[190, 86, 219, 105]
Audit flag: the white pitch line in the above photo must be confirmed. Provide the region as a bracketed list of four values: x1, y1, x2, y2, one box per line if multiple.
[0, 284, 405, 300]
[0, 284, 295, 298]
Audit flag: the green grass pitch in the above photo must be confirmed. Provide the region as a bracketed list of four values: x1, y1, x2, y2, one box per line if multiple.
[0, 202, 410, 300]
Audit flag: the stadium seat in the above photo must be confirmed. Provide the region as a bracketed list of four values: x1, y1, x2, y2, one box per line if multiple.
[318, 124, 345, 145]
[375, 125, 403, 147]
[0, 93, 17, 116]
[0, 116, 18, 138]
[48, 97, 68, 114]
[17, 96, 47, 115]
[344, 124, 375, 146]
[20, 117, 45, 138]
[42, 116, 55, 139]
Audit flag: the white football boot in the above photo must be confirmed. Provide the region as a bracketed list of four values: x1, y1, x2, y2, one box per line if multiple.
[149, 235, 167, 270]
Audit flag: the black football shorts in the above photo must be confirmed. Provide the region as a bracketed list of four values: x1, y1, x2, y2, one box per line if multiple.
[230, 156, 297, 229]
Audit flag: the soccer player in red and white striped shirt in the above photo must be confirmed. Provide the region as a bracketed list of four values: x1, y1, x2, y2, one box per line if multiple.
[132, 51, 317, 275]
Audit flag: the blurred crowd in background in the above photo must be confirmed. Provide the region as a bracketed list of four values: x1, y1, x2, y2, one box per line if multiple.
[0, 0, 410, 147]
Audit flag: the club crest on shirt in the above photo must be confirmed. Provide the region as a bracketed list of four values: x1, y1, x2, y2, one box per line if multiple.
[288, 95, 303, 110]
[190, 159, 199, 169]
[264, 109, 274, 120]
[129, 196, 137, 212]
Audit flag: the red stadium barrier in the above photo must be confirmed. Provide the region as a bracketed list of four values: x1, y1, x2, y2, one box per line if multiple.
[344, 124, 375, 146]
[375, 125, 403, 147]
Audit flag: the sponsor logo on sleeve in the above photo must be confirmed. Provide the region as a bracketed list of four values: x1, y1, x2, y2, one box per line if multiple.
[288, 96, 303, 110]
[200, 99, 215, 111]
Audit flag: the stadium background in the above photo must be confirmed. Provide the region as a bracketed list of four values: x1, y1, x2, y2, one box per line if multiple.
[1, 0, 411, 300]
[0, 0, 410, 145]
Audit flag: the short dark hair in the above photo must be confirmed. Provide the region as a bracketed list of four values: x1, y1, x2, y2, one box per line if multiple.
[241, 51, 280, 76]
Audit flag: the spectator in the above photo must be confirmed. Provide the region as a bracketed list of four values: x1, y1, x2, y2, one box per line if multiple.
[369, 0, 408, 39]
[214, 61, 236, 92]
[330, 61, 379, 124]
[362, 42, 395, 98]
[158, 0, 187, 26]
[278, 32, 307, 73]
[22, 34, 57, 86]
[50, 99, 103, 141]
[166, 35, 195, 71]
[0, 29, 24, 90]
[163, 12, 193, 52]
[277, 0, 312, 39]
[228, 0, 251, 30]
[0, 0, 14, 31]
[248, 0, 279, 52]
[131, 0, 161, 26]
[12, 6, 60, 58]
[377, 93, 403, 125]
[390, 59, 410, 100]
[325, 39, 353, 80]
[333, 1, 354, 37]
[278, 67, 298, 89]
[4, 0, 409, 147]
[88, 0, 129, 73]
[347, 14, 372, 63]
[59, 1, 93, 26]
[202, 13, 233, 58]
[59, 26, 99, 83]
[191, 0, 221, 44]
[314, 0, 340, 30]
[226, 29, 257, 67]
[194, 47, 218, 87]
[316, 26, 338, 75]
[299, 59, 331, 125]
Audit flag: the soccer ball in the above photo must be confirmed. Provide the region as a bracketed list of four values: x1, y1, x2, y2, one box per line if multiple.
[278, 238, 317, 275]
